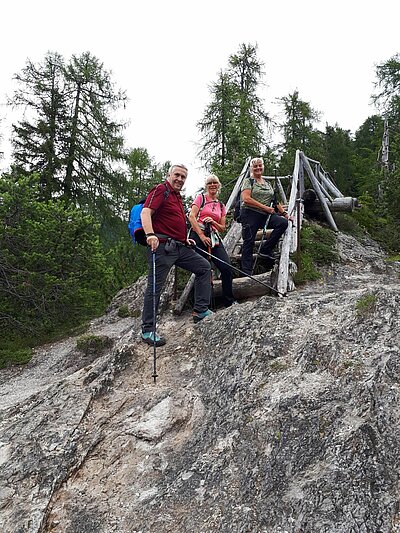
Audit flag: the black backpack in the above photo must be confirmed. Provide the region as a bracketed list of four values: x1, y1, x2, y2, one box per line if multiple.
[233, 178, 254, 223]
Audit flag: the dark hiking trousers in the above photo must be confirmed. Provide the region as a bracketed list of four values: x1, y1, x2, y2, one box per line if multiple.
[191, 233, 235, 307]
[141, 241, 211, 333]
[240, 209, 288, 275]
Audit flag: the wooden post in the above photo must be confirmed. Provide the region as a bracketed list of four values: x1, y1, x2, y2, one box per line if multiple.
[225, 157, 251, 212]
[173, 265, 178, 300]
[318, 169, 344, 198]
[381, 118, 389, 172]
[296, 197, 302, 271]
[314, 163, 334, 202]
[300, 152, 338, 232]
[276, 150, 302, 295]
[299, 162, 305, 199]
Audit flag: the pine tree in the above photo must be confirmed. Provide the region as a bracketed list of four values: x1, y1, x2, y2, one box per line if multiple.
[197, 43, 270, 187]
[62, 52, 128, 215]
[10, 52, 128, 217]
[371, 54, 400, 250]
[352, 116, 383, 197]
[278, 90, 323, 174]
[11, 52, 67, 200]
[197, 71, 237, 170]
[324, 125, 356, 196]
[125, 147, 166, 202]
[0, 173, 113, 340]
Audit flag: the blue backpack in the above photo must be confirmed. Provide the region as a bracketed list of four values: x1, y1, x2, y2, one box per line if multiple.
[128, 183, 170, 245]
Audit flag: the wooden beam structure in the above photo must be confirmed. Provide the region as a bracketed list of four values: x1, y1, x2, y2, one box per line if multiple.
[172, 149, 359, 314]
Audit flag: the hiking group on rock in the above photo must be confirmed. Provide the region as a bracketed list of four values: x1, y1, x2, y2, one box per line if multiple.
[138, 158, 292, 347]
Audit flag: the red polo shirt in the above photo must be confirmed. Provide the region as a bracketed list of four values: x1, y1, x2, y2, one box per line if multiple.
[144, 181, 187, 242]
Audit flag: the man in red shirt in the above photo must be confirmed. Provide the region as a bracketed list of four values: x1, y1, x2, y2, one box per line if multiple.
[140, 164, 213, 346]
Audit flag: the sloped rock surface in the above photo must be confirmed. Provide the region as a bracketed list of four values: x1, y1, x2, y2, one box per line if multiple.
[0, 232, 400, 533]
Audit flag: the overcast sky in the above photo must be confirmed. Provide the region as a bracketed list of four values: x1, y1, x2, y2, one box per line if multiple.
[1, 0, 399, 196]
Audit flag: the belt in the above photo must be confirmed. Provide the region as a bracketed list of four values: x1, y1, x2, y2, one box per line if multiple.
[155, 234, 186, 245]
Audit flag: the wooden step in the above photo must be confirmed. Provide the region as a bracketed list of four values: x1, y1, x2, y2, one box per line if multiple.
[231, 252, 277, 262]
[209, 272, 273, 299]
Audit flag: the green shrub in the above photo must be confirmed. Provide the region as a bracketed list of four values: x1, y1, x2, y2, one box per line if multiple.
[293, 252, 321, 284]
[0, 339, 33, 369]
[355, 293, 377, 316]
[0, 174, 113, 342]
[117, 305, 131, 318]
[105, 231, 148, 290]
[351, 192, 400, 253]
[293, 223, 338, 284]
[334, 213, 364, 238]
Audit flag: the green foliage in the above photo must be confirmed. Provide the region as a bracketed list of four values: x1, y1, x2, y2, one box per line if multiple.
[372, 53, 400, 115]
[352, 116, 383, 197]
[106, 235, 148, 289]
[351, 192, 400, 253]
[293, 252, 321, 284]
[197, 43, 269, 187]
[355, 293, 377, 317]
[10, 51, 128, 219]
[278, 90, 324, 174]
[294, 223, 338, 284]
[334, 213, 365, 239]
[76, 334, 113, 356]
[117, 305, 131, 318]
[0, 339, 33, 369]
[0, 174, 113, 343]
[125, 148, 168, 204]
[324, 125, 356, 196]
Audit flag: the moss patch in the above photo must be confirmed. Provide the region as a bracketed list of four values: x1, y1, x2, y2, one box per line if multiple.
[76, 335, 114, 356]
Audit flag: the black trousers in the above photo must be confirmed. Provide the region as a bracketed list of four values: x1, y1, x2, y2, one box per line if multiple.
[191, 232, 235, 306]
[142, 241, 211, 333]
[240, 209, 288, 275]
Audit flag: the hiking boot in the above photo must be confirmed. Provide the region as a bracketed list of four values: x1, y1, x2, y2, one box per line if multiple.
[141, 331, 166, 347]
[225, 300, 239, 308]
[192, 309, 214, 323]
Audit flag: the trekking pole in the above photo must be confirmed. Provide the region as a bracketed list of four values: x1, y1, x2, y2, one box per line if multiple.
[204, 222, 215, 309]
[151, 251, 158, 383]
[273, 167, 278, 208]
[194, 245, 287, 297]
[208, 243, 216, 309]
[253, 209, 272, 274]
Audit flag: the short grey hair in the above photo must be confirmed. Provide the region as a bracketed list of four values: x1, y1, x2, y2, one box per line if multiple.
[250, 157, 264, 167]
[250, 157, 264, 177]
[169, 164, 188, 175]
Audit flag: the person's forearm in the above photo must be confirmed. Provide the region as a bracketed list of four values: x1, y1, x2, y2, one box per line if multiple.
[212, 220, 225, 232]
[189, 215, 205, 237]
[141, 208, 155, 235]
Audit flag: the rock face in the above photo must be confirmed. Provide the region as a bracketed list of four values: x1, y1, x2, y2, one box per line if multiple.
[1, 232, 400, 533]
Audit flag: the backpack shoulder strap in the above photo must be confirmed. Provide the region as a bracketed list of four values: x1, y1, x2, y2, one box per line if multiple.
[163, 182, 170, 199]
